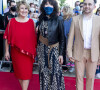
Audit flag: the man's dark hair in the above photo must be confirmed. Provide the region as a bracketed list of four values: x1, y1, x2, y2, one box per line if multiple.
[10, 0, 15, 6]
[75, 1, 80, 6]
[80, 2, 84, 5]
[30, 3, 34, 7]
[84, 0, 97, 4]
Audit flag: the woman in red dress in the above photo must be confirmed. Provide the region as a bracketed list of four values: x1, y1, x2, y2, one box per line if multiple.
[4, 1, 37, 90]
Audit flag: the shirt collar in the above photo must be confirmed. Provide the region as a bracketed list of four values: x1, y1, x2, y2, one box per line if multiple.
[83, 14, 94, 20]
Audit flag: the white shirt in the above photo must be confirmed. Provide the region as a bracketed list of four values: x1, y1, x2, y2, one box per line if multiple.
[83, 16, 93, 49]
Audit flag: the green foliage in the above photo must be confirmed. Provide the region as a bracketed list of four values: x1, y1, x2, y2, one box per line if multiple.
[58, 0, 66, 7]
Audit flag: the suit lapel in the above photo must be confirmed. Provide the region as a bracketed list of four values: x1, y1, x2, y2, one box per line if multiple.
[79, 15, 84, 40]
[92, 15, 96, 39]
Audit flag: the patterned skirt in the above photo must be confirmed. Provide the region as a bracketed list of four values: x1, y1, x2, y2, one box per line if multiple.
[37, 41, 65, 90]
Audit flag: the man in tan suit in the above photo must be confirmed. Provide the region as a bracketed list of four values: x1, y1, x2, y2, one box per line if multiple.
[67, 0, 100, 90]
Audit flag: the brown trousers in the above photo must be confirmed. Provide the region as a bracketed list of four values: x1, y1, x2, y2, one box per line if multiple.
[75, 49, 98, 90]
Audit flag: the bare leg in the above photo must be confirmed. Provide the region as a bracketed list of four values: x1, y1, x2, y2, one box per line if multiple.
[19, 79, 23, 88]
[22, 80, 30, 90]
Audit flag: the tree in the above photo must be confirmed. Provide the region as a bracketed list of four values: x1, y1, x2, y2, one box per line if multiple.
[59, 0, 66, 7]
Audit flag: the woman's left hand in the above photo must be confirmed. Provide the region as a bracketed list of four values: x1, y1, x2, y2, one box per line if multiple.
[59, 55, 63, 65]
[36, 26, 38, 32]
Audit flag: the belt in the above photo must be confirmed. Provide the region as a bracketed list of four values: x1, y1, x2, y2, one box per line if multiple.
[39, 35, 59, 68]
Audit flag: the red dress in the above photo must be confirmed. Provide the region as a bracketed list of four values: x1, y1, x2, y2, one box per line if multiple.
[4, 18, 37, 80]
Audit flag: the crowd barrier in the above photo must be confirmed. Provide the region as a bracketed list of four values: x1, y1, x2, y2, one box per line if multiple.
[0, 29, 67, 70]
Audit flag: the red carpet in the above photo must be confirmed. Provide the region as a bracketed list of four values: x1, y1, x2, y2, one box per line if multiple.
[0, 72, 100, 90]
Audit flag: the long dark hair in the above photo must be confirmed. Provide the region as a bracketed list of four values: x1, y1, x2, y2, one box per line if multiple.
[39, 0, 59, 22]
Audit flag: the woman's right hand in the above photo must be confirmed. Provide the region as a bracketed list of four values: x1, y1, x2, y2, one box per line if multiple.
[5, 51, 10, 61]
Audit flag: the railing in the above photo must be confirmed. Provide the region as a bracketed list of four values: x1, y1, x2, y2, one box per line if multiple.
[0, 29, 68, 70]
[0, 29, 4, 34]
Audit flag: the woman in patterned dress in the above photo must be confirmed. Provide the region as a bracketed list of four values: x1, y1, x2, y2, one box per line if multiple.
[37, 0, 65, 89]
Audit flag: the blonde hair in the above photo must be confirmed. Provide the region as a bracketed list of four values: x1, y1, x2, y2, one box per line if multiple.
[16, 1, 29, 12]
[63, 6, 73, 20]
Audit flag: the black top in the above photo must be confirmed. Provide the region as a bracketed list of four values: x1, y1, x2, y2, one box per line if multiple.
[4, 11, 17, 29]
[38, 16, 65, 55]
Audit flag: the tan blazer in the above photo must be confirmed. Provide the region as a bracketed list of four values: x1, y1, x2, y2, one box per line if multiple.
[67, 15, 100, 62]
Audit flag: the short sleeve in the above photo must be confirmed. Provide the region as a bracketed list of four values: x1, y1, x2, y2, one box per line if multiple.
[3, 19, 12, 44]
[31, 19, 37, 48]
[3, 23, 9, 39]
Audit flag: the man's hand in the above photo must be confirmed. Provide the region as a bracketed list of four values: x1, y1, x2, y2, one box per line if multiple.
[69, 57, 75, 62]
[97, 59, 100, 65]
[59, 55, 63, 65]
